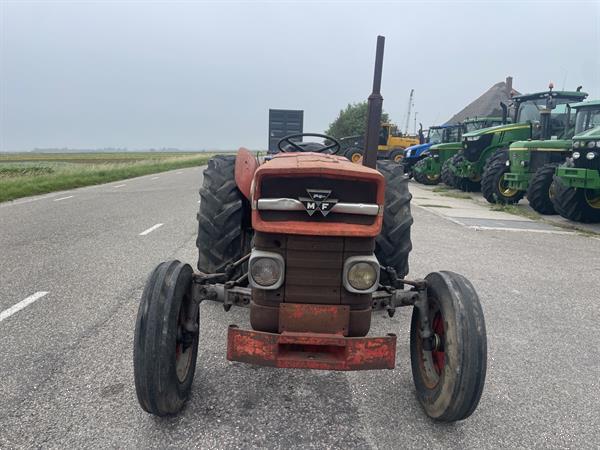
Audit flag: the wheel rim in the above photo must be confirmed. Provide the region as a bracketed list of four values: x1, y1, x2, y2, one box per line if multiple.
[416, 297, 445, 389]
[497, 176, 519, 197]
[175, 299, 195, 383]
[548, 181, 556, 201]
[585, 189, 600, 209]
[427, 174, 440, 182]
[394, 154, 403, 162]
[351, 153, 362, 163]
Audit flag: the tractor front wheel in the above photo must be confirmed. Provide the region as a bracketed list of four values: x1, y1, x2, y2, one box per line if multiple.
[441, 157, 456, 187]
[527, 163, 558, 214]
[410, 271, 487, 422]
[134, 260, 199, 416]
[413, 158, 440, 185]
[481, 151, 524, 204]
[389, 148, 405, 164]
[552, 177, 600, 223]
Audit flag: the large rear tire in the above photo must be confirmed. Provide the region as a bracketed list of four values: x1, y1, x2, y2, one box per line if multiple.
[481, 150, 524, 204]
[134, 260, 199, 416]
[552, 177, 600, 223]
[413, 158, 440, 185]
[410, 271, 487, 422]
[526, 163, 558, 214]
[344, 147, 364, 163]
[376, 161, 413, 282]
[196, 155, 251, 275]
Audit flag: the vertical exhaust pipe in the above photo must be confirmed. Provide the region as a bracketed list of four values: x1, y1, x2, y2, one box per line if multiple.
[363, 36, 385, 169]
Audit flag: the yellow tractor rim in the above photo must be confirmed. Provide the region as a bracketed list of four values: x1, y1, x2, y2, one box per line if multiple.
[351, 153, 362, 163]
[427, 174, 440, 181]
[498, 177, 519, 197]
[394, 154, 403, 163]
[585, 189, 600, 209]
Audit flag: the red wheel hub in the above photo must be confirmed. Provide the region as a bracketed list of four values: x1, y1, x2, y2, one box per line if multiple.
[431, 312, 445, 374]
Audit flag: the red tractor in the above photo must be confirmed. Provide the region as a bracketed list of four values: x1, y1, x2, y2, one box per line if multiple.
[133, 37, 487, 422]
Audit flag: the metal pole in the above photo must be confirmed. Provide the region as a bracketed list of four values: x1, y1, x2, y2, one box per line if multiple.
[363, 36, 385, 169]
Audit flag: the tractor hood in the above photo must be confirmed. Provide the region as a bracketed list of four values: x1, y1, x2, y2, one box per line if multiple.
[430, 142, 462, 151]
[573, 125, 600, 141]
[509, 139, 571, 151]
[462, 122, 530, 139]
[251, 152, 385, 237]
[404, 143, 431, 158]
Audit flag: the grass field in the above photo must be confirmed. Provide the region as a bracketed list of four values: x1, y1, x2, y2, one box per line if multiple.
[0, 152, 219, 203]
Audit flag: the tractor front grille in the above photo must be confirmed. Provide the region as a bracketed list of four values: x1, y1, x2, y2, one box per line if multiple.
[257, 176, 378, 225]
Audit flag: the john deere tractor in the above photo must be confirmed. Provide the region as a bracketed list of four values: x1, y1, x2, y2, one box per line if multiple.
[483, 99, 598, 214]
[552, 118, 600, 222]
[343, 123, 420, 163]
[450, 87, 588, 192]
[133, 36, 487, 422]
[413, 117, 505, 186]
[403, 124, 462, 182]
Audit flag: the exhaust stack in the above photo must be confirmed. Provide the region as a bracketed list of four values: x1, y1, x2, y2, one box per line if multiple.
[363, 36, 385, 169]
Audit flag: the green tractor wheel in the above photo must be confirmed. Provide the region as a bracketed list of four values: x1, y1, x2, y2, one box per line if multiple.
[413, 159, 440, 185]
[526, 163, 558, 215]
[441, 158, 455, 186]
[481, 150, 524, 204]
[453, 154, 481, 192]
[552, 176, 600, 223]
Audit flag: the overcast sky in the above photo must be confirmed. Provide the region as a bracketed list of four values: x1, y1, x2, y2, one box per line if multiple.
[1, 0, 599, 151]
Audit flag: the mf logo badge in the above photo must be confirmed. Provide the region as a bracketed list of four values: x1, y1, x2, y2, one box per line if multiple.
[299, 189, 338, 216]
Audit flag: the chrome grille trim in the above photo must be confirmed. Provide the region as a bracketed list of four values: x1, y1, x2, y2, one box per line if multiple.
[256, 198, 381, 216]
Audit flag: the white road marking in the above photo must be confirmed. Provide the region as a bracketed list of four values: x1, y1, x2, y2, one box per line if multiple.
[114, 184, 126, 188]
[151, 176, 159, 180]
[0, 292, 49, 323]
[53, 195, 74, 202]
[139, 223, 163, 236]
[176, 171, 183, 175]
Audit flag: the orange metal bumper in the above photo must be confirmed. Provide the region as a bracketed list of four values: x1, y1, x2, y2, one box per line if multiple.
[226, 325, 396, 371]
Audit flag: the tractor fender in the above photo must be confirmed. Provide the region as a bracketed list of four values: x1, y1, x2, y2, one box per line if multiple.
[235, 147, 259, 200]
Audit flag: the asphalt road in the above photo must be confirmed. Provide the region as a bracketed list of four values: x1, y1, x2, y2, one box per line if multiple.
[0, 166, 598, 449]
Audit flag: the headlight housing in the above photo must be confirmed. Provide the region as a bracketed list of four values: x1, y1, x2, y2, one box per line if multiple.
[572, 151, 581, 159]
[248, 250, 285, 289]
[573, 141, 580, 149]
[343, 255, 380, 293]
[466, 135, 481, 142]
[588, 141, 597, 149]
[586, 152, 597, 160]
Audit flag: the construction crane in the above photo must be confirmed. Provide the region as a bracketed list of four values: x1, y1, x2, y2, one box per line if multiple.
[404, 89, 414, 135]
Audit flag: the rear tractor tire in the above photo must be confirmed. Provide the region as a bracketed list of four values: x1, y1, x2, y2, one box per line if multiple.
[481, 150, 524, 204]
[376, 161, 413, 284]
[526, 163, 558, 215]
[410, 271, 487, 422]
[196, 155, 252, 277]
[134, 260, 199, 416]
[552, 177, 600, 223]
[413, 158, 440, 185]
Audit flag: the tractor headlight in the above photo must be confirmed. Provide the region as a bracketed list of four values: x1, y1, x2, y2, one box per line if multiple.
[248, 251, 285, 289]
[573, 141, 580, 149]
[343, 256, 379, 293]
[466, 136, 481, 142]
[572, 151, 581, 159]
[588, 141, 597, 149]
[505, 160, 510, 167]
[586, 152, 597, 160]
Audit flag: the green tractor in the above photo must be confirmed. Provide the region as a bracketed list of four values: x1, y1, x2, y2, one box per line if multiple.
[414, 117, 505, 186]
[553, 120, 600, 222]
[483, 99, 598, 214]
[450, 86, 588, 192]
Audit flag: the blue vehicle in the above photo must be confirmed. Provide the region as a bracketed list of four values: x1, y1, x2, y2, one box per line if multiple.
[402, 125, 462, 177]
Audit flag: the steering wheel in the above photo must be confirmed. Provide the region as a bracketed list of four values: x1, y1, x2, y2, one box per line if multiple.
[277, 133, 341, 154]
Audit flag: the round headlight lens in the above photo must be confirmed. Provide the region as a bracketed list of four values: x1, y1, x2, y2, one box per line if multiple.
[573, 141, 580, 148]
[586, 152, 596, 160]
[347, 262, 377, 291]
[588, 141, 597, 149]
[572, 151, 581, 159]
[250, 257, 281, 287]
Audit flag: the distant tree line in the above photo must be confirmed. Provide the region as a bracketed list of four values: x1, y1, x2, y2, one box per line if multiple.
[325, 101, 390, 138]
